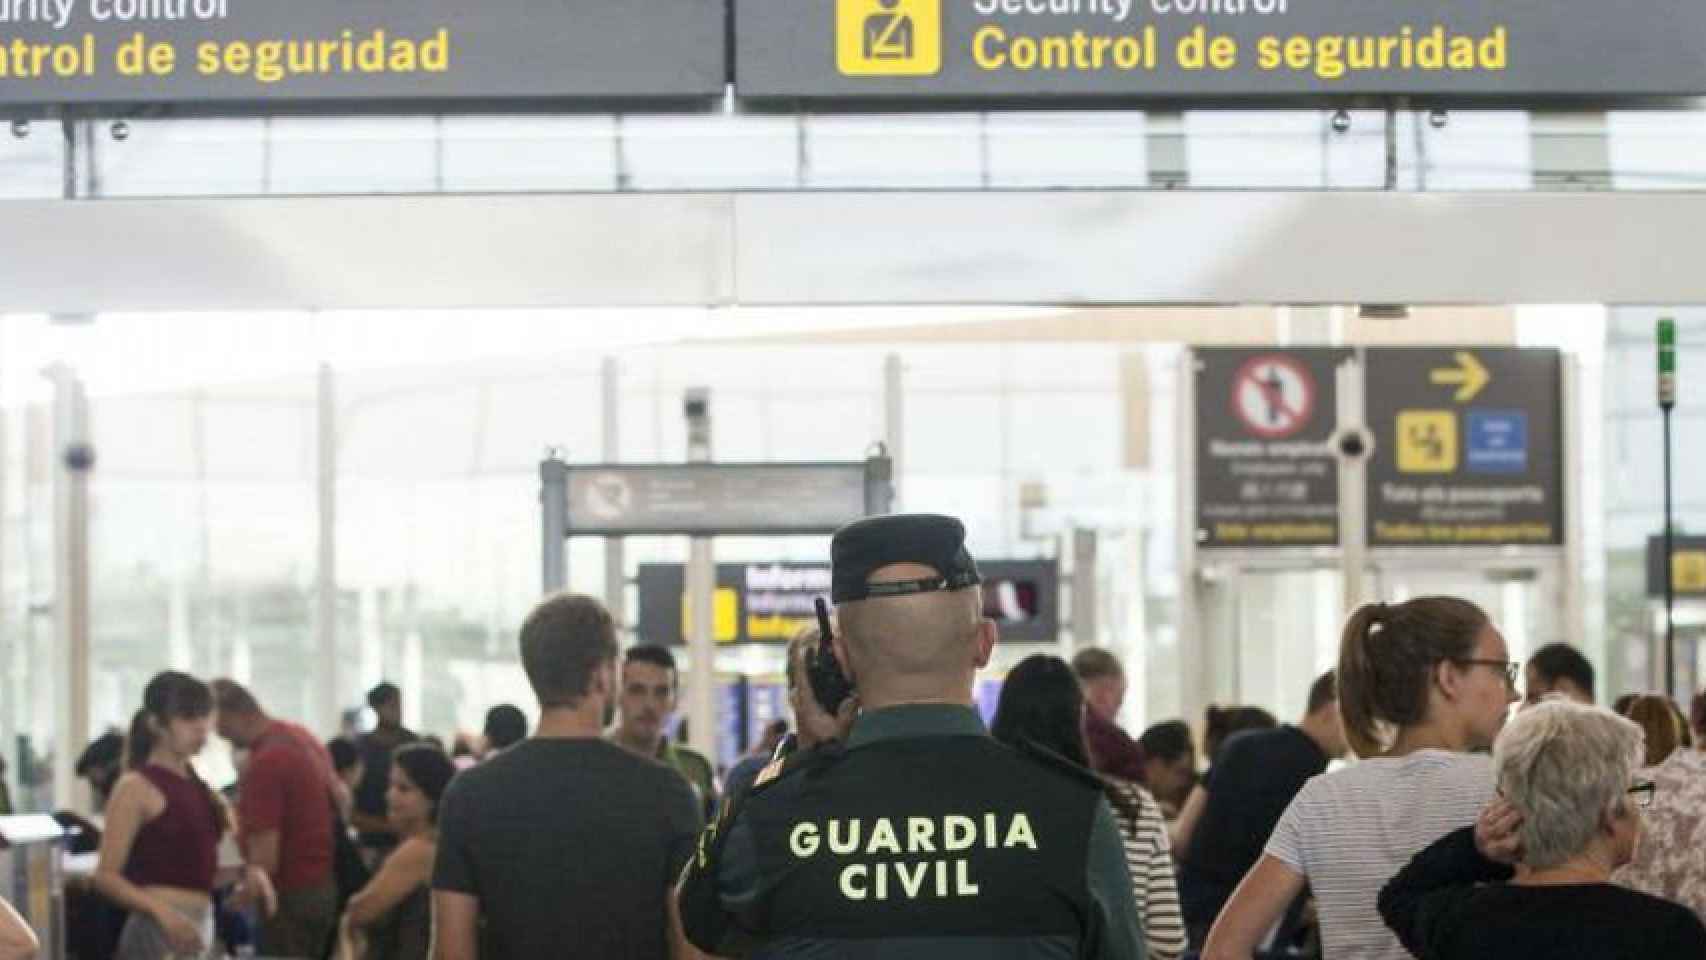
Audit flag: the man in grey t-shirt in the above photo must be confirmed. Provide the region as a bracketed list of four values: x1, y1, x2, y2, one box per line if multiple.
[431, 594, 703, 960]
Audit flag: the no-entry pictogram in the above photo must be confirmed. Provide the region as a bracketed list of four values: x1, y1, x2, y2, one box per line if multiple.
[1232, 354, 1316, 439]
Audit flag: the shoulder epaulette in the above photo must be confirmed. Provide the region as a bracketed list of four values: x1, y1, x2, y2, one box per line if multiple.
[750, 740, 846, 795]
[752, 755, 788, 789]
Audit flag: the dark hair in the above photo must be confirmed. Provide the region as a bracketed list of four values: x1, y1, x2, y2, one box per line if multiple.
[1693, 688, 1706, 739]
[1526, 643, 1595, 701]
[992, 655, 1141, 822]
[1139, 720, 1194, 764]
[75, 732, 125, 776]
[1203, 706, 1277, 766]
[1338, 597, 1489, 758]
[1613, 693, 1638, 717]
[129, 671, 230, 832]
[367, 682, 402, 711]
[483, 705, 528, 751]
[1627, 695, 1683, 767]
[391, 744, 457, 826]
[129, 671, 212, 770]
[1306, 669, 1338, 715]
[210, 678, 262, 717]
[520, 594, 619, 708]
[1070, 648, 1124, 683]
[327, 737, 360, 774]
[1671, 698, 1694, 750]
[625, 644, 679, 686]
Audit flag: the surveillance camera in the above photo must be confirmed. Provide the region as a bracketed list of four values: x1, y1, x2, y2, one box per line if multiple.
[683, 388, 709, 420]
[63, 443, 96, 472]
[1333, 428, 1373, 460]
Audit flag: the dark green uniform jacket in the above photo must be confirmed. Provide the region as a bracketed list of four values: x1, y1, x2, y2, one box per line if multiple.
[680, 704, 1146, 959]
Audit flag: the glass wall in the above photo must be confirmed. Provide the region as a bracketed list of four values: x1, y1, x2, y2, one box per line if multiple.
[0, 303, 1648, 810]
[0, 311, 1188, 804]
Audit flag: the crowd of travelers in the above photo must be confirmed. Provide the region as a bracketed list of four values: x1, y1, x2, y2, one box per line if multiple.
[4, 516, 1705, 960]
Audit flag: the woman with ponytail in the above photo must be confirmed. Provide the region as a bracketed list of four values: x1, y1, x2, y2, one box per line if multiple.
[94, 671, 267, 959]
[1204, 597, 1519, 960]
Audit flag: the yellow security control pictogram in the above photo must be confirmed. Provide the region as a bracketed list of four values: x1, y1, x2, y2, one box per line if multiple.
[1396, 410, 1458, 474]
[682, 587, 741, 643]
[1673, 551, 1706, 592]
[837, 0, 941, 77]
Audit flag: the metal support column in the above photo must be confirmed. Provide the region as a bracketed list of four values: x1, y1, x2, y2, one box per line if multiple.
[1176, 349, 1206, 734]
[1336, 353, 1370, 614]
[47, 365, 90, 814]
[684, 389, 716, 760]
[1561, 355, 1588, 654]
[1071, 528, 1098, 654]
[884, 354, 903, 512]
[602, 357, 625, 633]
[316, 363, 340, 736]
[541, 457, 568, 594]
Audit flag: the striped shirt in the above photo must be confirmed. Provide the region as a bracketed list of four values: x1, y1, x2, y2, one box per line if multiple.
[1107, 778, 1187, 960]
[1265, 750, 1495, 960]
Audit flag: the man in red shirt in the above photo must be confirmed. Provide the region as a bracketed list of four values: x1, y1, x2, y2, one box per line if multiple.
[1071, 647, 1147, 784]
[213, 679, 338, 958]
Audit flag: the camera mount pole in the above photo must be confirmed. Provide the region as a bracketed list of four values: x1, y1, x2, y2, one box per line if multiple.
[1658, 318, 1677, 698]
[684, 388, 717, 762]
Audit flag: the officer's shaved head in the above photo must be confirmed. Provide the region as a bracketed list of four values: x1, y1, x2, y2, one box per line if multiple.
[839, 563, 988, 705]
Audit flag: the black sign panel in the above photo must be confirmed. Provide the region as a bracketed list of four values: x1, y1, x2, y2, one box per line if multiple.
[1195, 348, 1348, 548]
[735, 0, 1706, 103]
[1365, 348, 1563, 547]
[0, 0, 725, 108]
[638, 560, 1060, 646]
[1646, 535, 1706, 598]
[565, 461, 885, 536]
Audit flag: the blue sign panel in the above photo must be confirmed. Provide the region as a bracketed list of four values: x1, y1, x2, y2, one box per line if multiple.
[1466, 410, 1528, 474]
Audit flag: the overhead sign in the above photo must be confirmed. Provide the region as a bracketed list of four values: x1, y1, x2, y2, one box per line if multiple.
[1196, 348, 1347, 548]
[1646, 536, 1706, 598]
[638, 559, 1060, 645]
[0, 0, 724, 107]
[736, 0, 1706, 101]
[564, 460, 889, 536]
[1365, 348, 1563, 547]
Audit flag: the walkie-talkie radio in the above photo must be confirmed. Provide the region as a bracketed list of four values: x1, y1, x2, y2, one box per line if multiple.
[808, 597, 853, 715]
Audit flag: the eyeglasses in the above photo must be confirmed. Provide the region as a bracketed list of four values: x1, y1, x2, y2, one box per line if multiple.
[1455, 658, 1520, 687]
[1628, 780, 1657, 809]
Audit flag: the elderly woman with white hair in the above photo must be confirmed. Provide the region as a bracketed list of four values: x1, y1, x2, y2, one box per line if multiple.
[1378, 699, 1706, 958]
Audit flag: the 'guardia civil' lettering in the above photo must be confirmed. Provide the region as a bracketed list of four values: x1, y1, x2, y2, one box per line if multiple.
[787, 812, 1040, 901]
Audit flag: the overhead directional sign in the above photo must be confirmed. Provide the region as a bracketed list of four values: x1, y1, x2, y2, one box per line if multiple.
[1646, 536, 1706, 598]
[0, 0, 725, 107]
[564, 461, 890, 536]
[735, 0, 1706, 102]
[639, 559, 1060, 645]
[1429, 351, 1491, 404]
[1365, 347, 1563, 547]
[1196, 348, 1348, 548]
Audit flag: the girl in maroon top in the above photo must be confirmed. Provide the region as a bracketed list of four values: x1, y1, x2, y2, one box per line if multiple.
[94, 671, 271, 959]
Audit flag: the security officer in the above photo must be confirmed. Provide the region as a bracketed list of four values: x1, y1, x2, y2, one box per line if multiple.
[677, 513, 1145, 958]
